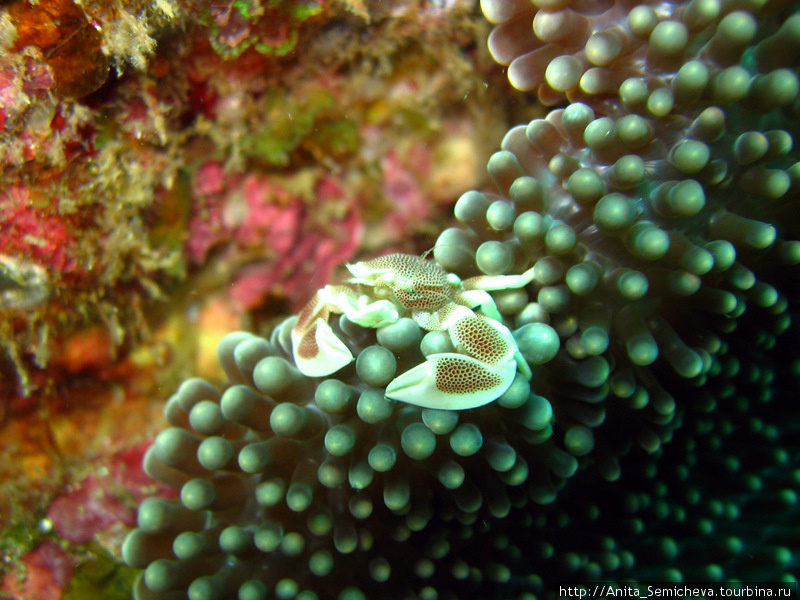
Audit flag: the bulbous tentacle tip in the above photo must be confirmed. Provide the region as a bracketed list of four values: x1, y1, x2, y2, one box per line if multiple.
[291, 318, 353, 377]
[385, 352, 516, 411]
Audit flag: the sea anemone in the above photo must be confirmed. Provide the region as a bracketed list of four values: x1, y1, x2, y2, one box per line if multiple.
[123, 1, 799, 598]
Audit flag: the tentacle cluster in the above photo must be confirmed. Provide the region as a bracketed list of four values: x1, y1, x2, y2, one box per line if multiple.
[436, 0, 799, 467]
[122, 327, 575, 600]
[123, 1, 799, 598]
[123, 317, 799, 599]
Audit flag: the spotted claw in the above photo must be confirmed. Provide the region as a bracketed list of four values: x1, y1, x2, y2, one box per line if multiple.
[386, 314, 521, 410]
[385, 352, 516, 410]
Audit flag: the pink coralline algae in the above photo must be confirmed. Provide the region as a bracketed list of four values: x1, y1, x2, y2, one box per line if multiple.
[236, 176, 304, 252]
[47, 475, 136, 545]
[0, 540, 73, 600]
[47, 441, 175, 545]
[381, 147, 431, 235]
[0, 185, 82, 276]
[186, 161, 236, 265]
[228, 175, 364, 311]
[187, 164, 363, 307]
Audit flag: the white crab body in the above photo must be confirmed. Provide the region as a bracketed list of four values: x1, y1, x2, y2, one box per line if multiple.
[291, 253, 535, 410]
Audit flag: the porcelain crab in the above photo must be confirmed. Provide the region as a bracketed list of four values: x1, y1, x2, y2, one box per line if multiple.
[291, 253, 535, 410]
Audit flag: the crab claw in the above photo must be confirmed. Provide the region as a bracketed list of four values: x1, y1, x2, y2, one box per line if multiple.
[385, 353, 516, 410]
[292, 294, 354, 377]
[292, 317, 353, 377]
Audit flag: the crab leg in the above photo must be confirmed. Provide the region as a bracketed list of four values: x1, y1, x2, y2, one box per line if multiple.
[462, 265, 537, 292]
[457, 266, 537, 321]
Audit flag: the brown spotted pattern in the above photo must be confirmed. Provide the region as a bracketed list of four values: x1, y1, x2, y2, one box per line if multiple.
[451, 316, 509, 366]
[293, 285, 360, 360]
[294, 293, 322, 335]
[360, 254, 455, 312]
[296, 320, 323, 360]
[434, 356, 502, 394]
